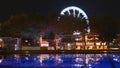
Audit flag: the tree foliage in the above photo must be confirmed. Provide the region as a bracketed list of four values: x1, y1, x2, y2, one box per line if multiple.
[54, 15, 88, 34]
[90, 16, 118, 42]
[0, 14, 47, 38]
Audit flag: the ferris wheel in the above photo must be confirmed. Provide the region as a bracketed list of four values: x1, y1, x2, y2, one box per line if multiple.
[60, 6, 90, 33]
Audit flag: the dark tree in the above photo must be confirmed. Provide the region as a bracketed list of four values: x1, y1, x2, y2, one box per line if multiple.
[0, 14, 47, 38]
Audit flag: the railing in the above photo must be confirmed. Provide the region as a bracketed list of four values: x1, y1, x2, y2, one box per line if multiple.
[19, 45, 120, 50]
[76, 45, 108, 50]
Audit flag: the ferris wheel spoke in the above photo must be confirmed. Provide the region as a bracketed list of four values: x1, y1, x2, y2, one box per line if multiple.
[73, 9, 76, 17]
[81, 16, 84, 19]
[77, 12, 80, 18]
[67, 10, 71, 15]
[86, 20, 89, 24]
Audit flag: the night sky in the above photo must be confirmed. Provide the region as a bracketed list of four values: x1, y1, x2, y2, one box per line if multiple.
[0, 0, 120, 22]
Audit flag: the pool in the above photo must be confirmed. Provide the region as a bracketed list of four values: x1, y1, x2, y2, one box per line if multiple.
[0, 54, 120, 68]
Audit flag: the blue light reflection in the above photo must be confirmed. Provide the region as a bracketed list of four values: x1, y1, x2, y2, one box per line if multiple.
[0, 54, 120, 68]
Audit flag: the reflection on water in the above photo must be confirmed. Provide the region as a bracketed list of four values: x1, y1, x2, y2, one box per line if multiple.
[0, 54, 120, 68]
[0, 55, 3, 63]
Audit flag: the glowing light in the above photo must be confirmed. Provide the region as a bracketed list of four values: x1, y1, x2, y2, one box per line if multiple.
[74, 64, 84, 67]
[40, 40, 49, 47]
[0, 59, 2, 63]
[96, 42, 101, 45]
[113, 58, 118, 61]
[67, 43, 71, 47]
[41, 44, 49, 47]
[25, 57, 29, 60]
[73, 31, 81, 35]
[60, 6, 88, 22]
[103, 51, 107, 53]
[75, 38, 81, 41]
[25, 40, 28, 42]
[0, 56, 3, 64]
[14, 44, 18, 50]
[0, 38, 3, 42]
[60, 6, 90, 33]
[109, 48, 119, 50]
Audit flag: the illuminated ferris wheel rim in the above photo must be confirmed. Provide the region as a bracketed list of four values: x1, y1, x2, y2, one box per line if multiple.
[60, 6, 89, 24]
[60, 6, 90, 33]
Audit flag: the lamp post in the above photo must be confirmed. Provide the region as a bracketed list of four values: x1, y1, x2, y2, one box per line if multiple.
[83, 28, 89, 50]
